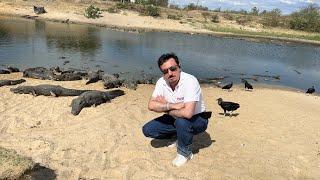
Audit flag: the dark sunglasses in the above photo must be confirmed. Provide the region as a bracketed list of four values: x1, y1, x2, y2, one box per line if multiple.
[161, 65, 179, 74]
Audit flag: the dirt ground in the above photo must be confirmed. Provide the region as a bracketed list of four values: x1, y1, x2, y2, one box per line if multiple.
[0, 73, 319, 179]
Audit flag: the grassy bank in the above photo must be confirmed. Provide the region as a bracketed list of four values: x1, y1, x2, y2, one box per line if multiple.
[0, 147, 35, 179]
[204, 24, 320, 42]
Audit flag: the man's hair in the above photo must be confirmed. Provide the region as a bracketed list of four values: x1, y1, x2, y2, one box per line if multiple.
[157, 52, 180, 68]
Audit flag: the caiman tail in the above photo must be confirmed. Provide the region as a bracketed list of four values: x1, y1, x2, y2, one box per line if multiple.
[11, 79, 26, 85]
[106, 89, 125, 99]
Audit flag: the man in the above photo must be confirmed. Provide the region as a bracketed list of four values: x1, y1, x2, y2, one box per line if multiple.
[142, 52, 209, 167]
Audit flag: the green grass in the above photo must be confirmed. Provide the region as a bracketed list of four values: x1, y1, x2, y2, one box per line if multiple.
[0, 147, 34, 179]
[204, 25, 320, 42]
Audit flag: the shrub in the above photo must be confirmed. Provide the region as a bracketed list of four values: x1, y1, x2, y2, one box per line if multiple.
[116, 2, 145, 13]
[211, 14, 220, 23]
[169, 4, 180, 10]
[184, 3, 208, 11]
[135, 0, 168, 7]
[107, 6, 120, 13]
[222, 13, 234, 20]
[289, 4, 320, 32]
[140, 5, 160, 17]
[262, 8, 282, 27]
[135, 0, 149, 5]
[213, 7, 221, 12]
[236, 15, 252, 25]
[84, 5, 102, 19]
[202, 12, 211, 22]
[167, 14, 181, 20]
[148, 0, 168, 7]
[116, 2, 130, 9]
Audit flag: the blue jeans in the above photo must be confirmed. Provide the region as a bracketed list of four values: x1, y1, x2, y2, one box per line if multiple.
[142, 113, 208, 157]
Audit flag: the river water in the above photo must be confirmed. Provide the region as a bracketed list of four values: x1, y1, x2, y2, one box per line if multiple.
[0, 16, 319, 90]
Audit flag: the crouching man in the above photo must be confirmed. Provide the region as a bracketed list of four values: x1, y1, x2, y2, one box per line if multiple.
[142, 52, 209, 167]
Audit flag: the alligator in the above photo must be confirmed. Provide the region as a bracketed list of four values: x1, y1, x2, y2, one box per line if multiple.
[102, 72, 158, 90]
[102, 74, 123, 89]
[23, 67, 88, 81]
[0, 69, 10, 74]
[52, 73, 82, 81]
[85, 70, 104, 85]
[0, 79, 26, 87]
[71, 89, 125, 115]
[6, 66, 20, 73]
[23, 67, 54, 80]
[10, 84, 90, 97]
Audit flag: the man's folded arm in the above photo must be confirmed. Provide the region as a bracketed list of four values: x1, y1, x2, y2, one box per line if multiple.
[168, 101, 196, 119]
[148, 98, 168, 112]
[148, 97, 186, 113]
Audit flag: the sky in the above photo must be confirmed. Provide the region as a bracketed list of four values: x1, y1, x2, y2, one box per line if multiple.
[169, 0, 320, 14]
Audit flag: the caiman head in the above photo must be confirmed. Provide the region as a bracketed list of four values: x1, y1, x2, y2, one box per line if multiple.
[10, 86, 33, 94]
[71, 97, 86, 115]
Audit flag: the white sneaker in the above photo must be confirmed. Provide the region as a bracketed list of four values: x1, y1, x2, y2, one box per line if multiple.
[172, 153, 193, 167]
[167, 140, 177, 148]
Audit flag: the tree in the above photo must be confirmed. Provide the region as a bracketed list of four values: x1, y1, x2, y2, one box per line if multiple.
[148, 0, 168, 7]
[213, 7, 221, 12]
[135, 0, 168, 7]
[260, 10, 267, 15]
[239, 9, 248, 15]
[262, 8, 282, 27]
[289, 4, 320, 32]
[251, 6, 259, 15]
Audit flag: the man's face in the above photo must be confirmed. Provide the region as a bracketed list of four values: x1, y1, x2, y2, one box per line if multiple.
[160, 58, 181, 85]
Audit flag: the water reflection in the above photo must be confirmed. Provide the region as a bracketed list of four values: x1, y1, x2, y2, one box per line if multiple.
[44, 22, 101, 56]
[0, 24, 11, 43]
[35, 19, 46, 33]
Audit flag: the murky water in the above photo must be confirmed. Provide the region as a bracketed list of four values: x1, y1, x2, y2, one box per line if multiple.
[1, 16, 319, 90]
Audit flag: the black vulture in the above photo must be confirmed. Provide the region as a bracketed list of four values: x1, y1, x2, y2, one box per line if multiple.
[222, 82, 233, 90]
[33, 6, 46, 14]
[242, 79, 253, 90]
[306, 86, 315, 94]
[217, 98, 240, 116]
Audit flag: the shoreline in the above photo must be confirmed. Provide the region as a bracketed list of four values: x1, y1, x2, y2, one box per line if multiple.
[2, 13, 320, 47]
[202, 82, 318, 96]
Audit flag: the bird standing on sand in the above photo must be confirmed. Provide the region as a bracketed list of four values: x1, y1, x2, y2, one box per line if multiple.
[306, 86, 315, 94]
[217, 98, 240, 116]
[222, 82, 233, 90]
[242, 79, 253, 90]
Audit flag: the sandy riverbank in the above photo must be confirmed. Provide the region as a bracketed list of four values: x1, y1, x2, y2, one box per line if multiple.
[0, 72, 319, 179]
[0, 0, 210, 34]
[1, 0, 320, 46]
